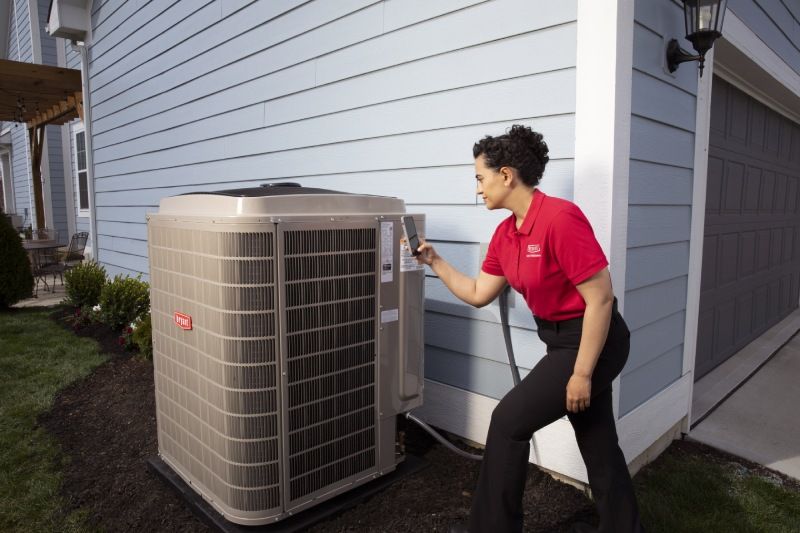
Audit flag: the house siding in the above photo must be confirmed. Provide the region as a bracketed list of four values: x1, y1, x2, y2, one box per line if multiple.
[620, 0, 698, 415]
[7, 0, 33, 226]
[87, 0, 578, 400]
[728, 0, 800, 78]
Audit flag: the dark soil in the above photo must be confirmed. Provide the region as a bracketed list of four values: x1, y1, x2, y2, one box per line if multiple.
[40, 307, 799, 532]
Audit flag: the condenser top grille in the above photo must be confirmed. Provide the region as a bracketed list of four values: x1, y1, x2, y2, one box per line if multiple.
[156, 183, 406, 218]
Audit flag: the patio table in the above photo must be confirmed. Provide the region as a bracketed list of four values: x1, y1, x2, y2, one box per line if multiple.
[22, 239, 61, 294]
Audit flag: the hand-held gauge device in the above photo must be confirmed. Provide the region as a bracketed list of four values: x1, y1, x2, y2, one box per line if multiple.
[401, 216, 421, 256]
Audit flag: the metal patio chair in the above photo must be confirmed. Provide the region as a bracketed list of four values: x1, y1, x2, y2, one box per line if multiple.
[42, 231, 89, 288]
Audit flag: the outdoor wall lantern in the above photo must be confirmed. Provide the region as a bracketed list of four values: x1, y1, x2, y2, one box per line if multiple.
[667, 0, 728, 76]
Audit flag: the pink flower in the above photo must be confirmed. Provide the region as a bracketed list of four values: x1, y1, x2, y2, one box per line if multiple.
[125, 326, 133, 334]
[75, 308, 81, 316]
[118, 337, 125, 345]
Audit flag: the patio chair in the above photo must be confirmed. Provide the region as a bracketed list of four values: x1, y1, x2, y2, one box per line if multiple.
[43, 231, 88, 287]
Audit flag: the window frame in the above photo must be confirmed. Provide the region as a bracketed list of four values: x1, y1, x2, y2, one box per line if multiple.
[73, 127, 89, 216]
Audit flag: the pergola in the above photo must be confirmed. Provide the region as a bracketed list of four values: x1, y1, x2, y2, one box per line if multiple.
[0, 58, 82, 228]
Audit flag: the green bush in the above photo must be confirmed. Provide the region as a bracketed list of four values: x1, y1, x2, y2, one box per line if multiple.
[64, 261, 107, 309]
[0, 208, 34, 308]
[98, 274, 150, 332]
[131, 313, 153, 360]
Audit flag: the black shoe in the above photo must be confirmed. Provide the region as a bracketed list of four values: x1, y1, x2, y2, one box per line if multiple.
[449, 522, 469, 533]
[570, 522, 597, 533]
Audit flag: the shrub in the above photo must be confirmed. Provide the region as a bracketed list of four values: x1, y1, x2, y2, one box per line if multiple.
[131, 313, 153, 360]
[64, 261, 107, 309]
[98, 274, 150, 332]
[0, 208, 34, 308]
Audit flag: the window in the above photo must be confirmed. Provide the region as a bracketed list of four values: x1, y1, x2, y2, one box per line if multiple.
[74, 130, 89, 213]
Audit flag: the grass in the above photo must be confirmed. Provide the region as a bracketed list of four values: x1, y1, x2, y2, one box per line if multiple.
[0, 307, 107, 533]
[636, 442, 800, 532]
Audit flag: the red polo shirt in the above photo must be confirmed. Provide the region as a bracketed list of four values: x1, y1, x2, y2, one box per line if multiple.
[482, 189, 608, 321]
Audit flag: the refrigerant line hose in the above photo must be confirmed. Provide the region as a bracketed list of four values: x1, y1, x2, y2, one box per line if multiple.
[405, 286, 540, 463]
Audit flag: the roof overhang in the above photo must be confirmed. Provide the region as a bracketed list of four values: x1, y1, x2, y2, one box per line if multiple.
[0, 59, 83, 128]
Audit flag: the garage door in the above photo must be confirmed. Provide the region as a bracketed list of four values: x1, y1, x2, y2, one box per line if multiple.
[696, 76, 800, 380]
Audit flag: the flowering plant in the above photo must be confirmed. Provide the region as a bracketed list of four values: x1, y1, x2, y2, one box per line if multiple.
[118, 320, 137, 351]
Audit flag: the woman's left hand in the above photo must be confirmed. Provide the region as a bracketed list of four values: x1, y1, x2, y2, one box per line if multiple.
[566, 374, 592, 413]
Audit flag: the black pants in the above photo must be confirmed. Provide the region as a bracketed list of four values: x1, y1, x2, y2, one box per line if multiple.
[468, 304, 644, 533]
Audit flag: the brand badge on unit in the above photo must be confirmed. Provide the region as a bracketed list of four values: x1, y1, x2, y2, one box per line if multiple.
[174, 311, 193, 330]
[526, 244, 541, 258]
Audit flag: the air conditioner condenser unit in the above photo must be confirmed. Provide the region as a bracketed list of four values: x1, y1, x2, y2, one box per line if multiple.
[146, 184, 425, 525]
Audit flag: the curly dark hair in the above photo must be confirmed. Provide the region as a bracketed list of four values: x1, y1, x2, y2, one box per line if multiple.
[472, 124, 549, 187]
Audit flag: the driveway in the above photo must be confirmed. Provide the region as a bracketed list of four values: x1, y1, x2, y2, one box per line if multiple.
[690, 329, 800, 480]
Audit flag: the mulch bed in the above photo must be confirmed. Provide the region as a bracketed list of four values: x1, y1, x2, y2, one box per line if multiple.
[40, 306, 799, 532]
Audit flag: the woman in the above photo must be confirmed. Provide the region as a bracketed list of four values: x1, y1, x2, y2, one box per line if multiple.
[415, 125, 644, 533]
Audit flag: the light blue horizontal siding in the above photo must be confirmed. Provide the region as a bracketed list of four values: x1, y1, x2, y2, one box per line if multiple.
[92, 24, 576, 151]
[8, 0, 32, 224]
[87, 0, 579, 402]
[38, 0, 57, 65]
[426, 346, 521, 401]
[728, 0, 800, 78]
[620, 345, 683, 415]
[622, 0, 699, 415]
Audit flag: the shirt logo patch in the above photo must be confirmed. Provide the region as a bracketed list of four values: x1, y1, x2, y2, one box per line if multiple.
[526, 244, 541, 258]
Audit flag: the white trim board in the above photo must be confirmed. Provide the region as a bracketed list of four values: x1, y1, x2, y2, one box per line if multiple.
[573, 0, 634, 421]
[682, 48, 714, 432]
[616, 372, 692, 463]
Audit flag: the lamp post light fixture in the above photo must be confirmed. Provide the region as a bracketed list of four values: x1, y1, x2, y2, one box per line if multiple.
[667, 0, 728, 76]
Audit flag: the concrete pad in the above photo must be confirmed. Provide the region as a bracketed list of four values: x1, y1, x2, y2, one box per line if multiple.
[13, 276, 66, 308]
[690, 334, 800, 480]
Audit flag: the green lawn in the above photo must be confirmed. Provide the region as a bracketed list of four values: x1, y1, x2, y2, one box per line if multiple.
[0, 307, 107, 533]
[635, 439, 800, 532]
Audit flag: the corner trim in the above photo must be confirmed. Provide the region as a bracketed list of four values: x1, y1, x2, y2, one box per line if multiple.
[574, 0, 635, 419]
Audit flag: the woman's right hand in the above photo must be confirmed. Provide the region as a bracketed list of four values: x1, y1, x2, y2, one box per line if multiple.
[415, 240, 439, 266]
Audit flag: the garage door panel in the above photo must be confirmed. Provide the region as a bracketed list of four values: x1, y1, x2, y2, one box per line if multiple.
[774, 174, 787, 212]
[734, 293, 754, 344]
[779, 119, 792, 160]
[770, 227, 783, 267]
[715, 300, 736, 362]
[783, 227, 794, 264]
[765, 110, 781, 157]
[791, 129, 800, 166]
[696, 77, 800, 380]
[729, 89, 749, 144]
[707, 156, 723, 213]
[756, 229, 771, 271]
[753, 285, 769, 331]
[719, 233, 739, 286]
[750, 101, 766, 147]
[760, 170, 776, 212]
[744, 168, 762, 212]
[723, 162, 745, 213]
[740, 231, 757, 276]
[786, 177, 797, 213]
[701, 234, 718, 292]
